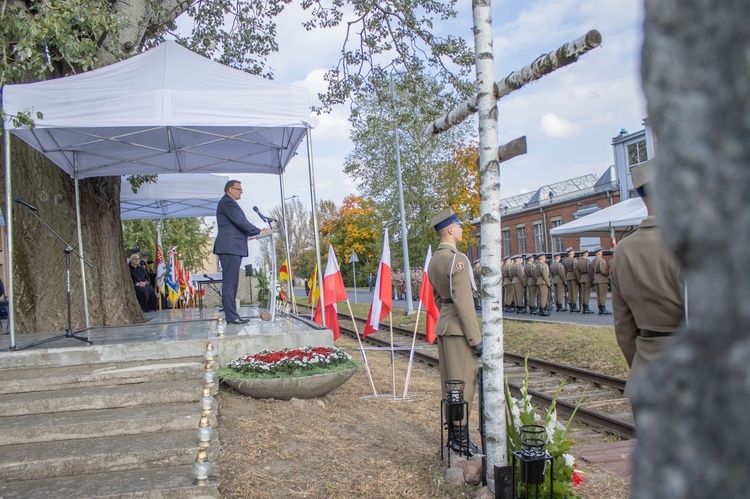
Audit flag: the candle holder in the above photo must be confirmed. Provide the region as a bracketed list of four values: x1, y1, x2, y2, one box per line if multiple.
[511, 425, 554, 498]
[203, 360, 217, 394]
[197, 414, 213, 449]
[440, 380, 469, 466]
[204, 342, 215, 362]
[193, 448, 211, 486]
[200, 385, 214, 416]
[216, 317, 226, 337]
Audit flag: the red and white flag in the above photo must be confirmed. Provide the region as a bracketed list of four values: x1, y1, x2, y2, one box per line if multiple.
[363, 229, 392, 337]
[419, 246, 439, 344]
[314, 245, 349, 340]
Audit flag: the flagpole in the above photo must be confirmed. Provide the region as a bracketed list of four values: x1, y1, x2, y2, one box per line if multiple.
[388, 311, 396, 401]
[344, 300, 378, 397]
[402, 302, 423, 398]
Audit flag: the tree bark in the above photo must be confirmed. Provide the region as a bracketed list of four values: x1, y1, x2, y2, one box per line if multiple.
[470, 0, 506, 490]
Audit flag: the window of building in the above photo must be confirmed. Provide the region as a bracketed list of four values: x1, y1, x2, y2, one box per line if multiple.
[502, 229, 511, 258]
[517, 227, 526, 254]
[533, 223, 544, 252]
[627, 139, 648, 166]
[551, 220, 564, 253]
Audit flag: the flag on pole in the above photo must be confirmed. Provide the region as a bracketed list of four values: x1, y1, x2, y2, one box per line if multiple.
[165, 247, 180, 303]
[363, 229, 392, 337]
[308, 265, 319, 304]
[279, 260, 290, 281]
[314, 245, 349, 340]
[155, 228, 166, 293]
[419, 246, 439, 344]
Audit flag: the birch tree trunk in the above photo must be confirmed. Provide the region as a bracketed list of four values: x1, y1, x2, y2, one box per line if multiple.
[470, 0, 506, 490]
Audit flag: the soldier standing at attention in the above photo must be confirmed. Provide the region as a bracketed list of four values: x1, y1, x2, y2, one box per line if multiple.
[592, 248, 612, 315]
[525, 254, 538, 314]
[550, 252, 566, 312]
[512, 255, 526, 314]
[501, 257, 514, 312]
[610, 160, 684, 398]
[427, 208, 482, 455]
[563, 247, 579, 312]
[536, 254, 551, 316]
[576, 249, 595, 314]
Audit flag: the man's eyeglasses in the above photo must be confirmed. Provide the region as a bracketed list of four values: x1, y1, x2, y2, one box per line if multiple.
[231, 186, 243, 192]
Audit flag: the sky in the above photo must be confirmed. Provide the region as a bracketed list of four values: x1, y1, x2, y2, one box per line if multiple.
[182, 0, 647, 228]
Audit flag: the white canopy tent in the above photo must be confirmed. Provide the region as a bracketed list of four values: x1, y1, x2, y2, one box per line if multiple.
[120, 174, 228, 220]
[549, 197, 648, 239]
[2, 41, 325, 347]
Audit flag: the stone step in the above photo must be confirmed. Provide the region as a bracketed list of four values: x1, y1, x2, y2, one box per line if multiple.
[0, 379, 204, 417]
[0, 464, 221, 498]
[0, 429, 218, 482]
[0, 358, 205, 395]
[0, 403, 217, 445]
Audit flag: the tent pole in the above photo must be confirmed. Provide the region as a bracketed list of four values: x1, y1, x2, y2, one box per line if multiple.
[4, 127, 16, 349]
[306, 130, 326, 327]
[278, 172, 296, 314]
[73, 158, 91, 330]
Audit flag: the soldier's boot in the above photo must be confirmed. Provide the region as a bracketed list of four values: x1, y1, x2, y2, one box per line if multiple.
[529, 306, 537, 315]
[448, 426, 481, 457]
[583, 304, 595, 314]
[538, 308, 550, 317]
[569, 304, 578, 313]
[599, 305, 612, 315]
[556, 305, 564, 312]
[517, 306, 527, 314]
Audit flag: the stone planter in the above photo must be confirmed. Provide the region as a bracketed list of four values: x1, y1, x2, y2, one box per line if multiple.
[223, 367, 357, 400]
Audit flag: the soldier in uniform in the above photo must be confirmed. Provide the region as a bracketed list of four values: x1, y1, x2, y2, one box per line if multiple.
[550, 252, 566, 312]
[392, 271, 399, 300]
[536, 254, 551, 316]
[395, 270, 405, 300]
[501, 257, 514, 312]
[610, 160, 684, 399]
[592, 247, 612, 315]
[427, 207, 482, 455]
[575, 249, 594, 314]
[563, 247, 579, 312]
[512, 255, 526, 314]
[524, 254, 538, 314]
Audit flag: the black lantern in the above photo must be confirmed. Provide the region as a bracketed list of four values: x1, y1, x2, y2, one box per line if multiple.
[440, 380, 470, 465]
[511, 425, 554, 498]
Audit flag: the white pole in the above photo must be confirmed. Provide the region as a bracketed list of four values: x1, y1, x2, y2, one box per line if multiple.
[73, 158, 91, 331]
[278, 172, 296, 314]
[352, 260, 357, 304]
[306, 130, 325, 326]
[4, 127, 16, 348]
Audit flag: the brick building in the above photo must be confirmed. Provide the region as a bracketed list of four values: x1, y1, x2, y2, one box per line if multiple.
[469, 167, 620, 261]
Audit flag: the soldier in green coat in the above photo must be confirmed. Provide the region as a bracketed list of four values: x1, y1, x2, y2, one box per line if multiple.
[427, 208, 482, 456]
[563, 247, 579, 312]
[592, 247, 612, 315]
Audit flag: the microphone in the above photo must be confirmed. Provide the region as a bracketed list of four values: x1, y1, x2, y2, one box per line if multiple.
[253, 206, 275, 223]
[14, 196, 38, 211]
[203, 273, 216, 282]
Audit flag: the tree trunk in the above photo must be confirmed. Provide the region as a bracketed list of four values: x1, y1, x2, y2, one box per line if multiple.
[1, 136, 144, 333]
[471, 0, 507, 490]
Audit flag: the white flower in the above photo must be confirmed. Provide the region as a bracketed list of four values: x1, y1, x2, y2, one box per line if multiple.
[533, 412, 541, 422]
[563, 453, 575, 467]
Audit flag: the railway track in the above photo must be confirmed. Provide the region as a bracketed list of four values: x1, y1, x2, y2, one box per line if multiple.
[297, 305, 635, 439]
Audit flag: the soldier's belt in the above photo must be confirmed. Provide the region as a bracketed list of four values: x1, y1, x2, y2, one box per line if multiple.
[442, 298, 454, 304]
[640, 329, 673, 338]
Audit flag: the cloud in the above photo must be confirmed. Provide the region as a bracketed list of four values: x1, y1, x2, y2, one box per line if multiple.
[540, 113, 581, 138]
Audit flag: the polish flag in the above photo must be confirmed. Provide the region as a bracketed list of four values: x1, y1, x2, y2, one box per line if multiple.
[314, 245, 348, 340]
[363, 229, 392, 337]
[419, 246, 439, 344]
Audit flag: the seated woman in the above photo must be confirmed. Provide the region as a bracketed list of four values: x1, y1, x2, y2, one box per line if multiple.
[128, 253, 158, 312]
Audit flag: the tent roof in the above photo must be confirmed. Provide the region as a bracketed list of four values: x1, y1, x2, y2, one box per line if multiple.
[549, 197, 647, 238]
[120, 174, 228, 220]
[2, 41, 312, 178]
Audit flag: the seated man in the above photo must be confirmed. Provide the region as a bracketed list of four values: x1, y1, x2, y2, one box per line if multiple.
[129, 253, 158, 312]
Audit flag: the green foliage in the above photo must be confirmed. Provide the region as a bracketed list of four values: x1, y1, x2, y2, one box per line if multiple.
[122, 218, 213, 271]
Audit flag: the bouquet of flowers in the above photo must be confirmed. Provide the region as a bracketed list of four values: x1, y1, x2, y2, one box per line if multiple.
[504, 355, 584, 498]
[224, 346, 353, 378]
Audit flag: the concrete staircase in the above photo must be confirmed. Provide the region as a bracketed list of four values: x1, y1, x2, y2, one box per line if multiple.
[0, 354, 220, 498]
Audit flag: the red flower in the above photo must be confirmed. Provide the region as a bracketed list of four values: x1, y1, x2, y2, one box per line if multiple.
[572, 470, 584, 486]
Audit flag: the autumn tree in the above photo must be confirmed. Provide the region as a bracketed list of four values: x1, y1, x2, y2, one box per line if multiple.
[123, 218, 213, 271]
[1, 0, 473, 333]
[435, 141, 480, 249]
[269, 197, 313, 281]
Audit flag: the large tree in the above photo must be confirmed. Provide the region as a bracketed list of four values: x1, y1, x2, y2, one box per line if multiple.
[344, 72, 473, 265]
[1, 0, 473, 333]
[123, 218, 213, 271]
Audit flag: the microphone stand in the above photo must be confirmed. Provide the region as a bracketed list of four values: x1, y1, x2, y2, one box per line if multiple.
[13, 207, 94, 350]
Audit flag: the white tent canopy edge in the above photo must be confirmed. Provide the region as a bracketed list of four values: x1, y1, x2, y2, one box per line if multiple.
[2, 41, 326, 348]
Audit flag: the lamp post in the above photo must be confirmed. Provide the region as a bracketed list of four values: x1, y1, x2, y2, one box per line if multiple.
[390, 73, 413, 313]
[349, 251, 359, 304]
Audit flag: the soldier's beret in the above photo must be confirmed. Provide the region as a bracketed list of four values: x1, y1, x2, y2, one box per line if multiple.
[579, 249, 589, 254]
[566, 247, 574, 253]
[592, 247, 602, 253]
[431, 207, 461, 231]
[631, 159, 653, 189]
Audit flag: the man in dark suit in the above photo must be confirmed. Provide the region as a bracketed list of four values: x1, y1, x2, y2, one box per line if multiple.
[214, 180, 270, 324]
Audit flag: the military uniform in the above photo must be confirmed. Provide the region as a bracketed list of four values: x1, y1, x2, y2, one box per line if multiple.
[550, 254, 566, 312]
[511, 256, 526, 314]
[524, 256, 538, 314]
[575, 251, 594, 314]
[535, 256, 551, 316]
[563, 248, 579, 312]
[592, 249, 611, 315]
[501, 258, 514, 311]
[428, 208, 482, 456]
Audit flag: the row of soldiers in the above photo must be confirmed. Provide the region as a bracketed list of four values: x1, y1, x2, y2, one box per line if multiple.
[501, 247, 612, 316]
[391, 268, 423, 300]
